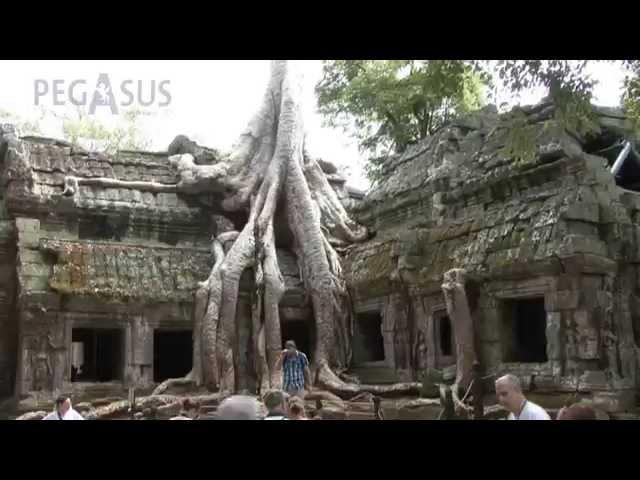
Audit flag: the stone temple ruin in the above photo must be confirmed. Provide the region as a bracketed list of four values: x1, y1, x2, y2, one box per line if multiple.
[1, 99, 640, 417]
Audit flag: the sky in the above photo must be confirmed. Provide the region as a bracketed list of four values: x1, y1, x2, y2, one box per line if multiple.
[0, 60, 630, 191]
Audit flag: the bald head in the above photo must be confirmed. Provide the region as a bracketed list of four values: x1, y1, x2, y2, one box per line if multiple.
[216, 395, 260, 420]
[495, 374, 525, 414]
[495, 374, 522, 393]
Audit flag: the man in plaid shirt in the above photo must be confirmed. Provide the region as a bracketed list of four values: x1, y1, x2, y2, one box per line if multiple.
[276, 340, 312, 398]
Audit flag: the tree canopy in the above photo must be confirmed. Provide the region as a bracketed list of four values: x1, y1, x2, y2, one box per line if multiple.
[316, 60, 487, 181]
[0, 107, 151, 154]
[316, 60, 640, 183]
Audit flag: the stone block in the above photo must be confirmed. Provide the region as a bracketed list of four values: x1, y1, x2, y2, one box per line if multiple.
[142, 192, 155, 206]
[545, 312, 563, 361]
[19, 274, 50, 291]
[561, 202, 599, 223]
[130, 190, 143, 204]
[558, 235, 607, 257]
[600, 204, 631, 224]
[19, 291, 60, 310]
[532, 375, 559, 392]
[19, 262, 50, 277]
[15, 218, 40, 234]
[18, 249, 45, 264]
[578, 370, 608, 391]
[17, 233, 40, 248]
[565, 220, 599, 237]
[574, 310, 599, 360]
[545, 290, 579, 311]
[592, 390, 636, 413]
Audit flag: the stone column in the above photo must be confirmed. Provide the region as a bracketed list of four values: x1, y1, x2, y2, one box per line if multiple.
[130, 317, 152, 387]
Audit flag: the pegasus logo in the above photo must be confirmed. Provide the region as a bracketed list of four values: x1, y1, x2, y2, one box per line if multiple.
[34, 73, 171, 114]
[94, 83, 112, 104]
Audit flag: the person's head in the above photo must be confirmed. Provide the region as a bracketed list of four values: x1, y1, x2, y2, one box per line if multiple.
[216, 395, 260, 420]
[183, 399, 199, 416]
[285, 340, 297, 355]
[557, 403, 597, 420]
[288, 397, 306, 419]
[495, 374, 525, 413]
[263, 389, 288, 415]
[55, 395, 71, 416]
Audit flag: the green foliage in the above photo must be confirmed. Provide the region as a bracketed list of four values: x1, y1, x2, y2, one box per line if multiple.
[0, 108, 43, 136]
[318, 60, 640, 183]
[495, 60, 600, 137]
[622, 60, 640, 138]
[499, 109, 538, 166]
[59, 107, 151, 154]
[0, 107, 151, 154]
[316, 60, 487, 182]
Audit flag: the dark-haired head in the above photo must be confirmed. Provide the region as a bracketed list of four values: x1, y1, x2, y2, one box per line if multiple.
[54, 395, 71, 416]
[557, 404, 597, 420]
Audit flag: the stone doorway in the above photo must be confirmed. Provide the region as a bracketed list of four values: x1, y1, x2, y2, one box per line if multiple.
[353, 312, 385, 364]
[501, 297, 548, 363]
[71, 328, 124, 382]
[280, 320, 312, 361]
[153, 329, 193, 382]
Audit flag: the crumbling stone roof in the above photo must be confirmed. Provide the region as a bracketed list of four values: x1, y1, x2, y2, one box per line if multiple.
[344, 101, 638, 294]
[5, 137, 204, 220]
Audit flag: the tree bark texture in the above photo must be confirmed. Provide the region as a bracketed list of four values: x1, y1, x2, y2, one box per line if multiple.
[442, 268, 477, 392]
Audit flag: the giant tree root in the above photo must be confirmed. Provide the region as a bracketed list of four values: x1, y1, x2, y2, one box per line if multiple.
[57, 61, 370, 394]
[322, 382, 423, 400]
[315, 362, 421, 399]
[319, 380, 423, 400]
[87, 393, 226, 420]
[16, 411, 48, 420]
[151, 377, 198, 396]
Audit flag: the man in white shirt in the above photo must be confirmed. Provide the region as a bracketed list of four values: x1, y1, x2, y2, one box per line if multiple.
[495, 374, 550, 420]
[42, 395, 85, 420]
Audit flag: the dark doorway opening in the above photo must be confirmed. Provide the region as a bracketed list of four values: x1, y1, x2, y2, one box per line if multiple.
[153, 330, 193, 382]
[502, 298, 548, 363]
[439, 314, 453, 356]
[434, 310, 455, 367]
[281, 320, 312, 361]
[71, 328, 123, 382]
[354, 312, 385, 364]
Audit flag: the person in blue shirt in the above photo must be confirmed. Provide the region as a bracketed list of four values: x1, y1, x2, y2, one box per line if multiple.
[276, 340, 312, 398]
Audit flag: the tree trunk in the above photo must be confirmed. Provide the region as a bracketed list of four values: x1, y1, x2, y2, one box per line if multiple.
[442, 268, 477, 391]
[58, 60, 420, 397]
